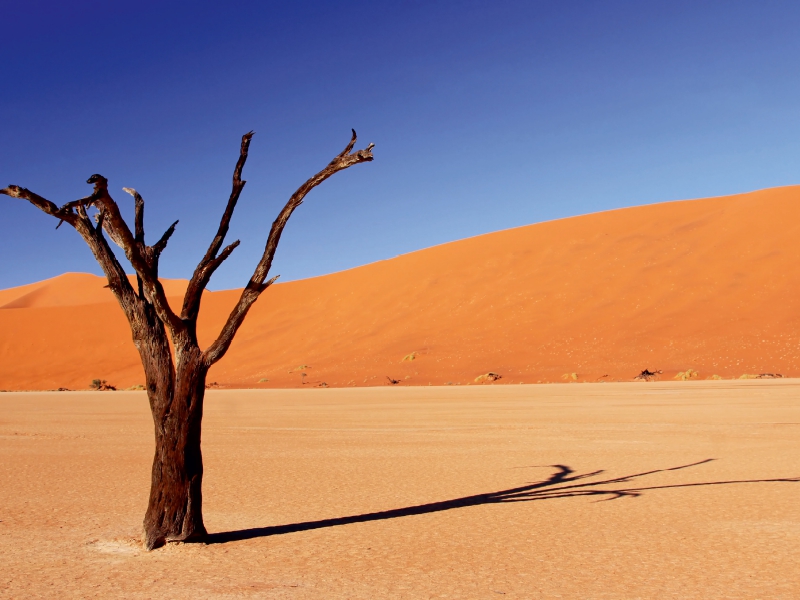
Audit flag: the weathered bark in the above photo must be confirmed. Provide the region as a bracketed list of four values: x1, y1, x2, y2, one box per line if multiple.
[141, 342, 208, 549]
[1, 130, 374, 550]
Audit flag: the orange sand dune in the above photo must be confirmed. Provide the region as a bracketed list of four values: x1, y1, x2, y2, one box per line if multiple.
[0, 272, 187, 309]
[1, 185, 800, 390]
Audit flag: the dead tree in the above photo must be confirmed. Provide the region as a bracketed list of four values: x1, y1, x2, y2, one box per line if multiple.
[1, 130, 374, 549]
[633, 369, 662, 382]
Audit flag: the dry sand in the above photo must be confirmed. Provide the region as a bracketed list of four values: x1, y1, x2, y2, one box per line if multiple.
[3, 186, 800, 391]
[1, 380, 798, 598]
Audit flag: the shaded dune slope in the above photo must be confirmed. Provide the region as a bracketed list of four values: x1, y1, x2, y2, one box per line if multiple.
[1, 186, 799, 390]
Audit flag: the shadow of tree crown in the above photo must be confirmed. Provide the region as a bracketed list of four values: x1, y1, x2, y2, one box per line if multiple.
[207, 459, 799, 545]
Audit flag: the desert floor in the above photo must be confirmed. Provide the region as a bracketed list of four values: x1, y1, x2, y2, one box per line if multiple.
[1, 380, 798, 599]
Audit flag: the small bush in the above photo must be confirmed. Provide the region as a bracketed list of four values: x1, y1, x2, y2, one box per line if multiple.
[90, 379, 116, 391]
[561, 373, 578, 381]
[401, 352, 417, 362]
[474, 372, 501, 383]
[674, 369, 699, 381]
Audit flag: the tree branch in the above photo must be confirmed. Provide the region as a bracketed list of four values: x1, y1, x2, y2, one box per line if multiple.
[258, 274, 280, 292]
[94, 206, 107, 234]
[182, 131, 254, 320]
[87, 175, 138, 253]
[77, 220, 140, 316]
[1, 184, 140, 318]
[123, 187, 147, 298]
[153, 220, 179, 257]
[180, 240, 241, 322]
[85, 178, 182, 332]
[203, 130, 374, 365]
[5, 177, 183, 333]
[207, 131, 254, 258]
[1, 185, 77, 227]
[123, 187, 145, 244]
[58, 194, 96, 213]
[213, 239, 240, 267]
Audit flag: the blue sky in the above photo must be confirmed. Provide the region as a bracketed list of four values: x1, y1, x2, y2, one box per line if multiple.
[2, 0, 800, 290]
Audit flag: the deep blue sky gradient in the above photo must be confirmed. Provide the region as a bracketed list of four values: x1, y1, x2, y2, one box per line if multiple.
[3, 0, 800, 289]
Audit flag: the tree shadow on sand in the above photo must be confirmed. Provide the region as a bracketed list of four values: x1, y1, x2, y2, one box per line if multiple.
[206, 459, 799, 544]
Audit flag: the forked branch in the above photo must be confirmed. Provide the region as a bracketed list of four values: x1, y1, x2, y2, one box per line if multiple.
[153, 220, 179, 257]
[91, 181, 182, 330]
[203, 129, 374, 365]
[182, 132, 254, 320]
[2, 179, 183, 332]
[212, 240, 240, 269]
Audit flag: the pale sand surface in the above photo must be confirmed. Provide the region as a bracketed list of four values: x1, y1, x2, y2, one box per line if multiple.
[1, 381, 798, 599]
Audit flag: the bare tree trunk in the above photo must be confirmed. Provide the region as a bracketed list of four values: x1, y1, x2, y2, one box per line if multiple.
[130, 304, 208, 550]
[141, 340, 208, 550]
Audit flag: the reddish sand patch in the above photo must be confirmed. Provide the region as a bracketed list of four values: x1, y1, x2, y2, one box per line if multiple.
[1, 382, 798, 598]
[1, 186, 799, 390]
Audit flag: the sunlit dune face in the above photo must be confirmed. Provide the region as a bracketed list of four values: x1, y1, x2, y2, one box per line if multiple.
[1, 185, 799, 391]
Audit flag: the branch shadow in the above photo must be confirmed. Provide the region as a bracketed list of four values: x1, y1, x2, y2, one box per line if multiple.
[206, 458, 799, 545]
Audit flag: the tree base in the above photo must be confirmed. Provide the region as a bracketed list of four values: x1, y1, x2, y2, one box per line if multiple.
[144, 525, 208, 551]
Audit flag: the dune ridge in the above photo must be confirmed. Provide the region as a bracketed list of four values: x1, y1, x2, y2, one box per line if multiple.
[1, 185, 799, 390]
[0, 273, 187, 309]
